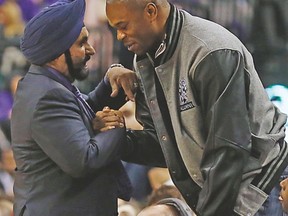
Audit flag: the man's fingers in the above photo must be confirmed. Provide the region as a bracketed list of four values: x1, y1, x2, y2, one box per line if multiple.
[105, 66, 137, 100]
[111, 80, 136, 101]
[99, 121, 124, 132]
[119, 79, 138, 101]
[122, 86, 135, 101]
[93, 108, 125, 132]
[110, 89, 119, 98]
[109, 81, 120, 98]
[99, 126, 116, 132]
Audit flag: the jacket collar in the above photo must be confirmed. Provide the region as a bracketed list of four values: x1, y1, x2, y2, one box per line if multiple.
[147, 3, 184, 67]
[28, 64, 73, 92]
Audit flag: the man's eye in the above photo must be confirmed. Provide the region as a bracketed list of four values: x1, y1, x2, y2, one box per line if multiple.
[119, 24, 127, 30]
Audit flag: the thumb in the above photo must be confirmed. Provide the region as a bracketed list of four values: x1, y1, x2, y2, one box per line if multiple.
[110, 81, 119, 97]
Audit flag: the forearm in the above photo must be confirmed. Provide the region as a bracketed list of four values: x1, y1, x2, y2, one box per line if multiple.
[123, 129, 166, 167]
[87, 79, 126, 111]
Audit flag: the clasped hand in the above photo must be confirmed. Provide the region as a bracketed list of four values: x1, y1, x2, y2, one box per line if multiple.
[92, 106, 125, 132]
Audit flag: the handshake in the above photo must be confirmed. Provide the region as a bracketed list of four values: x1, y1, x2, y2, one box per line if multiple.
[92, 106, 125, 133]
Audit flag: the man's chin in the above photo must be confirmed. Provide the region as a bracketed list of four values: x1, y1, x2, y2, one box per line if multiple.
[73, 68, 89, 81]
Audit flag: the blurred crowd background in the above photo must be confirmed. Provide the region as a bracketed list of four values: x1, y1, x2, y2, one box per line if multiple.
[0, 0, 288, 215]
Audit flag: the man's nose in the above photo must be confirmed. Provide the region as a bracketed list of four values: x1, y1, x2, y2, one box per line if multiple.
[86, 43, 95, 55]
[117, 30, 126, 41]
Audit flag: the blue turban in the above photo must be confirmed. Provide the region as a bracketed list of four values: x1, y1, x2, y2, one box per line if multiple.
[20, 0, 85, 65]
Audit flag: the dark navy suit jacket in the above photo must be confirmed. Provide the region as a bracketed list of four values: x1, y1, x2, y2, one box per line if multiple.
[11, 65, 129, 216]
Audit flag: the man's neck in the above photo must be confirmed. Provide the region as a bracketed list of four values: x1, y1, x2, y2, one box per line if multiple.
[45, 61, 73, 82]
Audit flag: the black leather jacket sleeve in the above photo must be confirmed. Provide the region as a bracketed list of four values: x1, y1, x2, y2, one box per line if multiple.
[193, 49, 251, 215]
[123, 88, 166, 167]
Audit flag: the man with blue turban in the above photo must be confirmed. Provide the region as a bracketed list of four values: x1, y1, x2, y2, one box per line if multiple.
[11, 0, 138, 215]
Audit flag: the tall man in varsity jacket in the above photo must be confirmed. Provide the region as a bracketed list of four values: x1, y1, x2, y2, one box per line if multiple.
[106, 0, 288, 215]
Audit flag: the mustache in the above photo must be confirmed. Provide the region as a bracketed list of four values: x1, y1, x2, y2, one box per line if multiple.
[84, 55, 91, 63]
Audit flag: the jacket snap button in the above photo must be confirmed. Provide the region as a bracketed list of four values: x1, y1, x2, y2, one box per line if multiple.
[161, 135, 167, 141]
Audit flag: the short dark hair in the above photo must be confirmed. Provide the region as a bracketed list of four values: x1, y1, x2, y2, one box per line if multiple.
[148, 185, 183, 205]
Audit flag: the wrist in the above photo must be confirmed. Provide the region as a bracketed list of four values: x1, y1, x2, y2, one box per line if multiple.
[105, 63, 125, 85]
[109, 63, 124, 70]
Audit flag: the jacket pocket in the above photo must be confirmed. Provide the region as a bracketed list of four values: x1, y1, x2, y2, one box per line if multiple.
[234, 183, 268, 216]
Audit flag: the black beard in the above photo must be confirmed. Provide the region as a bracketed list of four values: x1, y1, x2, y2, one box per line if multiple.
[70, 66, 89, 81]
[65, 50, 90, 81]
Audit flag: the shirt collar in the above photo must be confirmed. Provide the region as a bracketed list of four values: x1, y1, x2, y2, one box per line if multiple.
[45, 66, 74, 92]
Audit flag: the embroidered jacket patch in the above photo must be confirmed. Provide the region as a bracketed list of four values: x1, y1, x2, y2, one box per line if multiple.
[179, 79, 194, 111]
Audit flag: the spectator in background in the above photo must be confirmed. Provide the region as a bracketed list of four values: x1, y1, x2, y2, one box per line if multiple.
[170, 0, 209, 18]
[0, 0, 24, 39]
[147, 185, 183, 206]
[138, 198, 195, 216]
[0, 75, 17, 215]
[249, 0, 288, 87]
[18, 0, 57, 22]
[280, 177, 288, 214]
[0, 146, 15, 202]
[148, 167, 172, 191]
[0, 88, 13, 122]
[0, 0, 27, 94]
[0, 73, 22, 122]
[170, 0, 254, 44]
[0, 126, 14, 216]
[0, 47, 27, 77]
[0, 74, 21, 205]
[207, 0, 254, 43]
[0, 124, 14, 205]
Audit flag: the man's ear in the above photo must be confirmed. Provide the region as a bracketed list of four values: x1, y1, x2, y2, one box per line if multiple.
[46, 56, 58, 65]
[145, 2, 158, 21]
[45, 53, 65, 69]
